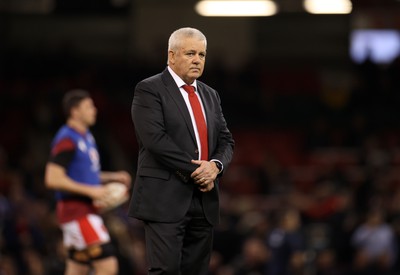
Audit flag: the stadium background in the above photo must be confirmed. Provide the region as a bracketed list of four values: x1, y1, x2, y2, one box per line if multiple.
[1, 0, 400, 274]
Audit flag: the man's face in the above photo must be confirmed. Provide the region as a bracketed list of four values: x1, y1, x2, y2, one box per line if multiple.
[169, 37, 206, 84]
[73, 97, 97, 126]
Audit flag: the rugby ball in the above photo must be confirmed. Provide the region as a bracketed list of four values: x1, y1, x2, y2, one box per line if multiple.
[94, 182, 129, 212]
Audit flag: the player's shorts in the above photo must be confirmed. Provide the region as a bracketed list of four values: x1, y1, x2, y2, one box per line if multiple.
[61, 214, 111, 250]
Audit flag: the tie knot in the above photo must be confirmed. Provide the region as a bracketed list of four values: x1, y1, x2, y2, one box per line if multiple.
[182, 85, 195, 96]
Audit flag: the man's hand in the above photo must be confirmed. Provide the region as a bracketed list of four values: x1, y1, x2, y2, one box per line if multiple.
[190, 160, 219, 192]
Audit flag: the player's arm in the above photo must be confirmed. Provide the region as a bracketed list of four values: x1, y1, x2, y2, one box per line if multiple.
[45, 162, 105, 200]
[100, 171, 132, 188]
[45, 137, 105, 200]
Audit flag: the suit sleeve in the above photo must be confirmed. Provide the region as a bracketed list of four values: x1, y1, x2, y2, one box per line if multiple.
[209, 91, 235, 176]
[131, 81, 198, 178]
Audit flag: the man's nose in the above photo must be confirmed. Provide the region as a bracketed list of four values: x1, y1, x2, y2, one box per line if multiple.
[193, 54, 201, 63]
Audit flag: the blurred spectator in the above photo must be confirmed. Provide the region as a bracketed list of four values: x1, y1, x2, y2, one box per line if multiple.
[314, 249, 342, 275]
[208, 251, 225, 275]
[351, 209, 397, 275]
[265, 208, 306, 275]
[289, 179, 350, 223]
[0, 254, 18, 275]
[233, 237, 269, 275]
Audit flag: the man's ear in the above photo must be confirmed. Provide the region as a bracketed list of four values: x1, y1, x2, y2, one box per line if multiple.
[70, 106, 78, 119]
[168, 50, 175, 65]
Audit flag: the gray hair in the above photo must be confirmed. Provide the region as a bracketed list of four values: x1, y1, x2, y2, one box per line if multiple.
[168, 27, 207, 52]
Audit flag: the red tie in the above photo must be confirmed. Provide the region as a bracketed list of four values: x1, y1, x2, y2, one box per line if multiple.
[182, 85, 208, 160]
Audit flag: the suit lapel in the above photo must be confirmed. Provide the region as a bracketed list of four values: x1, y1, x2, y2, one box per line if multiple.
[161, 70, 197, 145]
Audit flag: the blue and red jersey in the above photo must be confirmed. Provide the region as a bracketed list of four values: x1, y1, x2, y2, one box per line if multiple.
[49, 125, 101, 222]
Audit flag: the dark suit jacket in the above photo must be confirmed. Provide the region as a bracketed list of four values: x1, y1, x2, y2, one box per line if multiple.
[128, 68, 234, 225]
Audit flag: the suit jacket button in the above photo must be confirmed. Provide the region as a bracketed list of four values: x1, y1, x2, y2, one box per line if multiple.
[195, 149, 199, 154]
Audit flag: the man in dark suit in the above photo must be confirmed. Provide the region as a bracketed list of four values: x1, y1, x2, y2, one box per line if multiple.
[128, 27, 234, 275]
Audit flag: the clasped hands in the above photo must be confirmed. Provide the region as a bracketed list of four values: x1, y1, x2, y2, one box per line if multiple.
[190, 160, 219, 192]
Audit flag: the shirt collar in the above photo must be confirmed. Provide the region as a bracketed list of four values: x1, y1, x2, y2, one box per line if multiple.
[167, 66, 198, 91]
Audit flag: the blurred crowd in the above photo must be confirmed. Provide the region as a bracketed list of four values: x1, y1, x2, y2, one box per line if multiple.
[1, 51, 400, 275]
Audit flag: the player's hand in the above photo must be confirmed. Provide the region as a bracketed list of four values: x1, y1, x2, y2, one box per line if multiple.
[88, 186, 109, 208]
[89, 185, 108, 200]
[113, 171, 132, 188]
